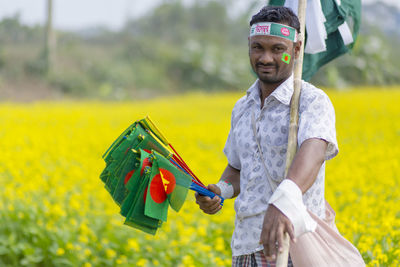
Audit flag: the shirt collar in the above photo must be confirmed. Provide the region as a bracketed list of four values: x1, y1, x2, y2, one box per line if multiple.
[269, 74, 294, 106]
[246, 80, 261, 104]
[246, 74, 294, 106]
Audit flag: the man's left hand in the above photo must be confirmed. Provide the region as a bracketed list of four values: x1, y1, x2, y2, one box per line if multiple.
[259, 204, 295, 261]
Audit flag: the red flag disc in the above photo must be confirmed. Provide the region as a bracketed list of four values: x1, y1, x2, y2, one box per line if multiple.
[159, 168, 176, 194]
[149, 169, 176, 203]
[124, 169, 135, 184]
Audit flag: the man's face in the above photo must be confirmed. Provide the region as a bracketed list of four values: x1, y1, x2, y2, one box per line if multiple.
[249, 32, 300, 85]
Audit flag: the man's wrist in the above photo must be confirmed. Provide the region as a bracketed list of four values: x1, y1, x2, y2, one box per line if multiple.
[216, 180, 234, 199]
[268, 179, 317, 237]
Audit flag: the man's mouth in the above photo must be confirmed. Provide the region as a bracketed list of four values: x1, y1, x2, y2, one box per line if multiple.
[256, 64, 276, 72]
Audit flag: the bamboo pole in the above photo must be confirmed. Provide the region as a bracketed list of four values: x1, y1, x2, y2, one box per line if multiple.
[276, 1, 307, 266]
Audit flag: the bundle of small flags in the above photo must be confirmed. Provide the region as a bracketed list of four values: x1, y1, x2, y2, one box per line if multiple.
[100, 116, 223, 234]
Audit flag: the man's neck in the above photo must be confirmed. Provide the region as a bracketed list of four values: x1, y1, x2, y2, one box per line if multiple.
[258, 80, 285, 109]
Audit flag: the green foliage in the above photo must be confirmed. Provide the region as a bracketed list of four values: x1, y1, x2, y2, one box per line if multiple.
[0, 0, 399, 100]
[0, 14, 43, 44]
[311, 29, 400, 87]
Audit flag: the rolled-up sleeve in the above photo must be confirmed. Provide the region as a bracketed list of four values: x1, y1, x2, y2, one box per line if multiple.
[223, 103, 242, 170]
[223, 126, 241, 170]
[298, 91, 339, 160]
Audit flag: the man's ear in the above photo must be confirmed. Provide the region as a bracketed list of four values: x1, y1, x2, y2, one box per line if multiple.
[294, 41, 302, 59]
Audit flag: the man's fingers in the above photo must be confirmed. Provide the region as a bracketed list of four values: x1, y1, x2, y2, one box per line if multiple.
[195, 191, 211, 202]
[196, 195, 211, 204]
[196, 195, 220, 206]
[201, 202, 221, 214]
[195, 183, 223, 215]
[286, 221, 296, 242]
[209, 196, 221, 208]
[259, 226, 268, 259]
[260, 230, 269, 259]
[276, 224, 284, 253]
[267, 226, 277, 260]
[200, 198, 221, 213]
[195, 193, 222, 214]
[208, 204, 222, 214]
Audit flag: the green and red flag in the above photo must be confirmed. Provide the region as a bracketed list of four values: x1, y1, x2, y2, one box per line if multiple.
[268, 0, 361, 80]
[282, 52, 291, 64]
[144, 158, 169, 222]
[111, 149, 139, 206]
[125, 149, 152, 191]
[101, 124, 146, 191]
[143, 151, 192, 221]
[102, 122, 136, 164]
[124, 166, 161, 235]
[120, 149, 151, 217]
[154, 152, 192, 212]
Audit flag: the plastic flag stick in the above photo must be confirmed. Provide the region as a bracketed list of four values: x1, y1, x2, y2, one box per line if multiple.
[190, 182, 224, 206]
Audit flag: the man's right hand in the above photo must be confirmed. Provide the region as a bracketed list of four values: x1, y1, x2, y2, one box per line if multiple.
[195, 184, 222, 214]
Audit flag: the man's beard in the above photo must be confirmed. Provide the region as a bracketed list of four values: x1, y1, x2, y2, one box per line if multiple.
[254, 63, 284, 84]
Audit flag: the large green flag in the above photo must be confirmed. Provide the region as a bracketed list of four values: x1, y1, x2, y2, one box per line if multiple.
[124, 149, 152, 191]
[268, 0, 361, 80]
[101, 122, 171, 193]
[111, 149, 139, 206]
[102, 122, 136, 164]
[101, 123, 146, 187]
[124, 166, 161, 235]
[154, 152, 192, 212]
[121, 149, 152, 217]
[144, 159, 170, 222]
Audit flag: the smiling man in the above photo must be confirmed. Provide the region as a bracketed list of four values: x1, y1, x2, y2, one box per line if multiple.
[195, 6, 339, 267]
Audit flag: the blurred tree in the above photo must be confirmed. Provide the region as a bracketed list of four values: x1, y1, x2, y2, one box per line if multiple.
[311, 27, 400, 87]
[43, 0, 56, 73]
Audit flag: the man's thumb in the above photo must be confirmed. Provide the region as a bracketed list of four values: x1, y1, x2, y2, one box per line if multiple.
[207, 184, 222, 195]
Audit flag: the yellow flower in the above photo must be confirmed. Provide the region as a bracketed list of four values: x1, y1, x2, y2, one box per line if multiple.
[197, 225, 206, 237]
[215, 237, 225, 252]
[182, 255, 194, 266]
[137, 258, 147, 267]
[105, 248, 116, 259]
[56, 248, 65, 256]
[214, 256, 225, 266]
[127, 238, 140, 252]
[83, 248, 91, 257]
[66, 242, 74, 250]
[117, 255, 127, 265]
[78, 235, 89, 244]
[69, 218, 78, 226]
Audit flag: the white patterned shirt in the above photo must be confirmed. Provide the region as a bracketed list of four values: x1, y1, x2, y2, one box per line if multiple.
[224, 75, 338, 256]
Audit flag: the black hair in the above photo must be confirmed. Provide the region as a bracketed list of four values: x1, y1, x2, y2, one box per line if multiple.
[250, 6, 300, 33]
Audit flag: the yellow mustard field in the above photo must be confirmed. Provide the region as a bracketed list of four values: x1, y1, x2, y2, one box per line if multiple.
[0, 88, 400, 267]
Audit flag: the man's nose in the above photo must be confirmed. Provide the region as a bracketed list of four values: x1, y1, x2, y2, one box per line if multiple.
[259, 51, 274, 64]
